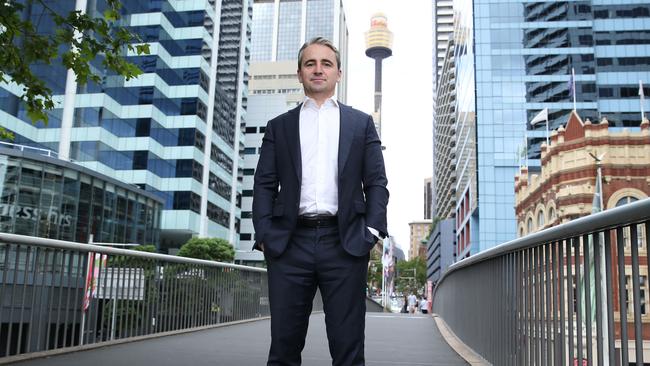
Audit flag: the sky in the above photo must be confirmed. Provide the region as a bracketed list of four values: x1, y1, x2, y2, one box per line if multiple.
[341, 0, 434, 256]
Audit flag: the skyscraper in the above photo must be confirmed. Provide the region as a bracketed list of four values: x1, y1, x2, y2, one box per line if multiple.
[237, 0, 348, 263]
[0, 1, 252, 253]
[450, 0, 650, 257]
[433, 0, 454, 81]
[432, 0, 457, 223]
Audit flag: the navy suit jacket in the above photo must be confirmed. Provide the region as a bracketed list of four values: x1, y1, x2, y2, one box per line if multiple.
[252, 102, 389, 258]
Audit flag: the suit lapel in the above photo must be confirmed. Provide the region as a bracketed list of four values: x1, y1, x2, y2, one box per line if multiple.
[285, 104, 302, 181]
[338, 103, 355, 175]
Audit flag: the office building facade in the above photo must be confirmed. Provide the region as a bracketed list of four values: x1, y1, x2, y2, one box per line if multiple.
[433, 39, 457, 221]
[0, 0, 252, 253]
[451, 0, 650, 257]
[408, 220, 432, 260]
[0, 146, 163, 245]
[433, 0, 454, 81]
[425, 218, 455, 286]
[237, 0, 348, 263]
[424, 177, 433, 220]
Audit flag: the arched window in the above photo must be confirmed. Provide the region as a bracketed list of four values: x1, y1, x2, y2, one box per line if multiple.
[548, 207, 555, 223]
[537, 210, 545, 229]
[527, 217, 533, 234]
[616, 196, 644, 248]
[519, 227, 525, 238]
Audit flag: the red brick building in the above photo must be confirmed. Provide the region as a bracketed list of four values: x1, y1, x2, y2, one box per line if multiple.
[515, 112, 650, 354]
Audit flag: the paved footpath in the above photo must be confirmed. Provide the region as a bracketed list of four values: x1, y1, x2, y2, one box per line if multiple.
[12, 313, 468, 366]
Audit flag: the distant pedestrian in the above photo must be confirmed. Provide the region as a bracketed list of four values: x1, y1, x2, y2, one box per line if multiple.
[407, 293, 417, 314]
[419, 297, 428, 314]
[400, 295, 408, 313]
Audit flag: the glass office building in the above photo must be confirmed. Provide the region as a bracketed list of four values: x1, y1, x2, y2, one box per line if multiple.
[452, 0, 650, 256]
[0, 147, 162, 245]
[0, 1, 252, 253]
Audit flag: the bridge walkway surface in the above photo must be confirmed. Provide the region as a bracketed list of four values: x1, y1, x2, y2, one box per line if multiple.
[10, 313, 468, 366]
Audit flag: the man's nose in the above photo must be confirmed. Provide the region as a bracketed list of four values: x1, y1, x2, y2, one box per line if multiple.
[313, 63, 323, 74]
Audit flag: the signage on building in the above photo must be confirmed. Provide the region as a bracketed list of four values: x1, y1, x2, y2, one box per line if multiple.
[0, 203, 72, 227]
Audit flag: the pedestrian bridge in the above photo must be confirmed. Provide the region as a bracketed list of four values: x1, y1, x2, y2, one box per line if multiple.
[1, 198, 649, 365]
[5, 313, 468, 366]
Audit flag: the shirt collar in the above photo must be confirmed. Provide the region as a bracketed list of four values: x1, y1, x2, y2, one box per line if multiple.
[301, 96, 339, 111]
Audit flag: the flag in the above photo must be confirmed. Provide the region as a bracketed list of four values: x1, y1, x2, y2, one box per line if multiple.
[568, 72, 575, 99]
[640, 80, 645, 98]
[591, 173, 602, 214]
[641, 80, 647, 121]
[82, 252, 107, 312]
[530, 108, 548, 126]
[580, 164, 604, 327]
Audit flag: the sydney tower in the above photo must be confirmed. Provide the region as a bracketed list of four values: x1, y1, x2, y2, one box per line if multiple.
[365, 13, 393, 140]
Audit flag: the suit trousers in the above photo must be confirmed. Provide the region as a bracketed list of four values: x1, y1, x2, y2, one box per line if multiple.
[265, 225, 369, 366]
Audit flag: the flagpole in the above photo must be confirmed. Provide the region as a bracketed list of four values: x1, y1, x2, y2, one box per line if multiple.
[596, 158, 607, 362]
[545, 113, 550, 147]
[640, 80, 646, 121]
[572, 67, 577, 111]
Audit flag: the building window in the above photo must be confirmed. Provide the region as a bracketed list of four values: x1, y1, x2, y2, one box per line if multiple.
[617, 196, 645, 248]
[527, 217, 533, 234]
[548, 207, 555, 223]
[625, 274, 648, 317]
[537, 210, 545, 229]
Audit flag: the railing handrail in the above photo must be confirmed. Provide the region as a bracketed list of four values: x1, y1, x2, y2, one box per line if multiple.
[0, 140, 59, 158]
[439, 197, 650, 283]
[0, 232, 266, 273]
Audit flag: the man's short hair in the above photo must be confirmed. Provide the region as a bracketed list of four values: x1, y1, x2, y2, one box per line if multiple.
[297, 37, 341, 70]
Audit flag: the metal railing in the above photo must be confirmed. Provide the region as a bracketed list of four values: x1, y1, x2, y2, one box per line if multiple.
[433, 198, 650, 365]
[0, 233, 272, 360]
[0, 141, 60, 160]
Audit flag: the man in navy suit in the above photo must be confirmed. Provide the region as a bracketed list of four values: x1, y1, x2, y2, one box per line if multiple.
[253, 37, 389, 366]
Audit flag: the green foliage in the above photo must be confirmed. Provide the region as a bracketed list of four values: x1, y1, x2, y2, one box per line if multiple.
[0, 127, 14, 141]
[426, 216, 441, 241]
[178, 237, 235, 263]
[132, 244, 156, 253]
[0, 0, 149, 127]
[395, 256, 427, 295]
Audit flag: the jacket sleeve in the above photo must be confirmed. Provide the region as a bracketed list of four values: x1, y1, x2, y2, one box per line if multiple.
[362, 115, 389, 237]
[252, 119, 278, 250]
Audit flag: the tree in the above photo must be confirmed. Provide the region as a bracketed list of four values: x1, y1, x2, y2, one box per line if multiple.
[0, 0, 149, 139]
[132, 244, 156, 253]
[395, 257, 426, 295]
[178, 237, 235, 263]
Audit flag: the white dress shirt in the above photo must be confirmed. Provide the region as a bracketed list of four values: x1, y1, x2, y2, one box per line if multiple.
[297, 96, 382, 240]
[298, 96, 340, 216]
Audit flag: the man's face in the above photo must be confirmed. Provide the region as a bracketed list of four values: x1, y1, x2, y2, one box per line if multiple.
[297, 44, 341, 100]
